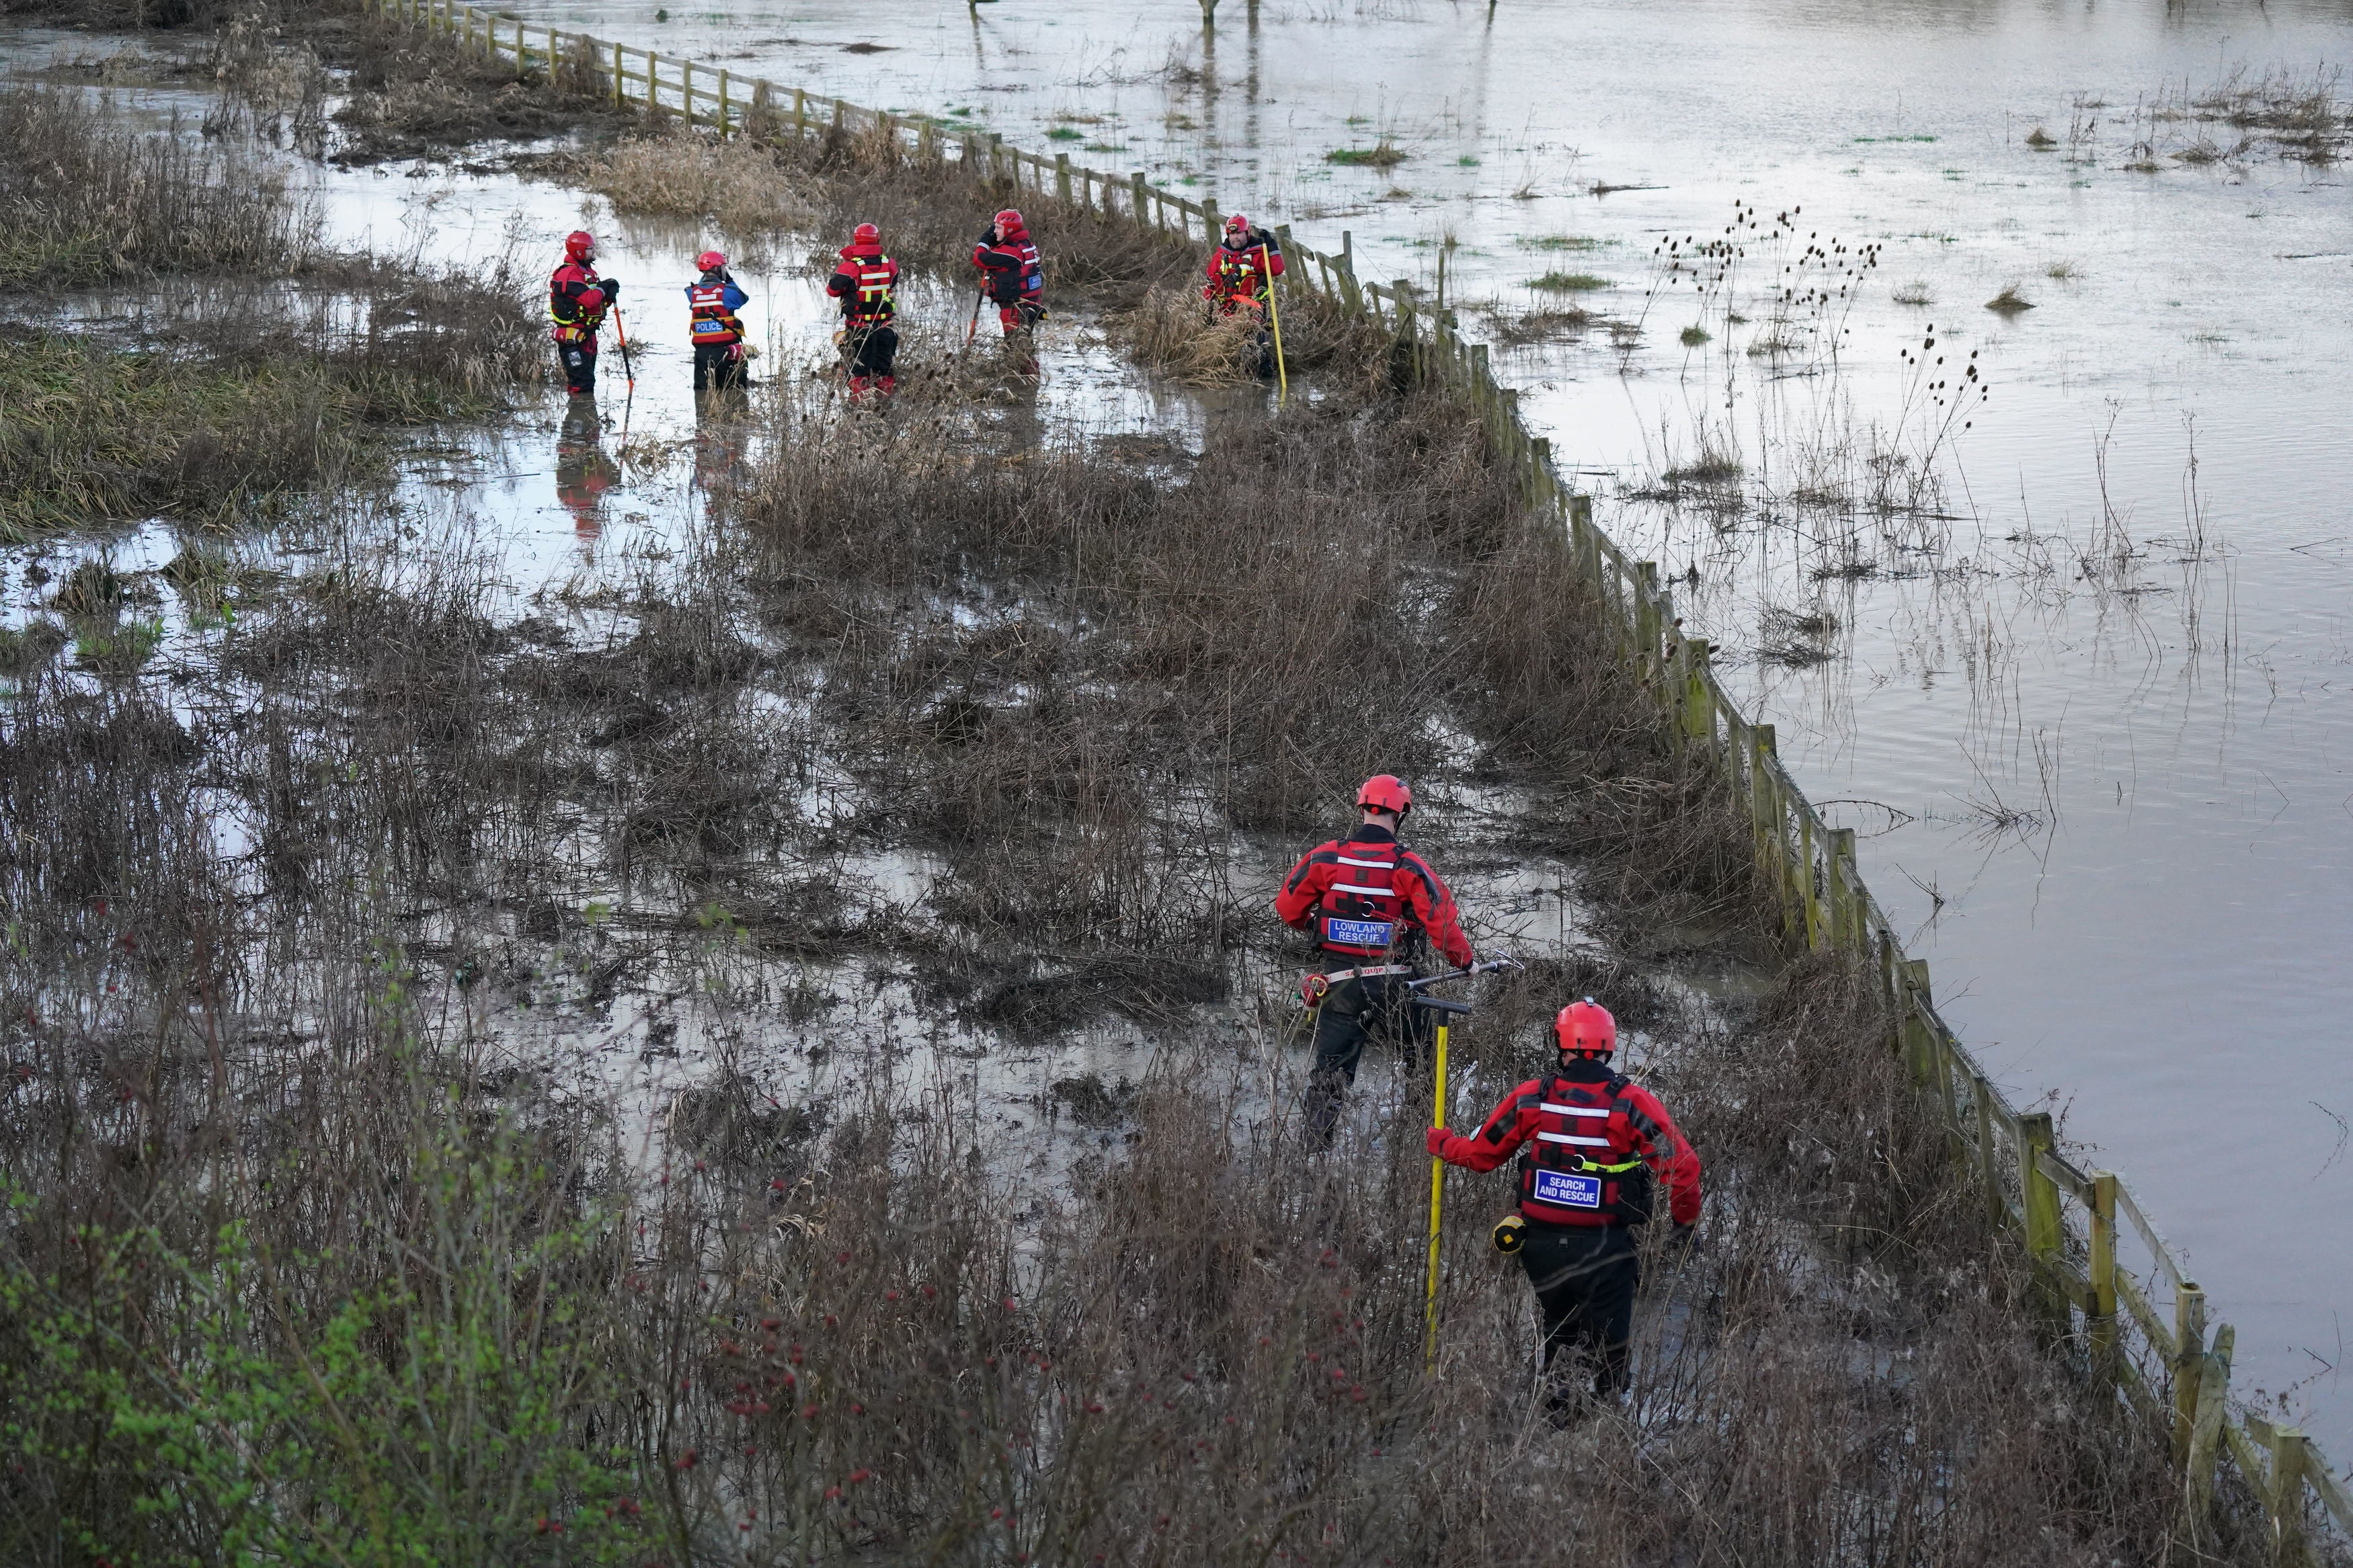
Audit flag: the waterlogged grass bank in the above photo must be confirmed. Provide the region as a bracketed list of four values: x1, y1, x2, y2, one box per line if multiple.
[0, 84, 540, 542]
[0, 17, 2247, 1567]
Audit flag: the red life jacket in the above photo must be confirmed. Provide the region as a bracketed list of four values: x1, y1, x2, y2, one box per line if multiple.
[687, 280, 745, 344]
[1516, 1073, 1654, 1227]
[1314, 839, 1414, 959]
[843, 253, 896, 325]
[1210, 238, 1277, 301]
[549, 261, 606, 343]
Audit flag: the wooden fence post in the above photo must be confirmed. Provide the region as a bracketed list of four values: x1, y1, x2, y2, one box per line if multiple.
[1797, 811, 1822, 950]
[1055, 152, 1073, 203]
[1971, 1069, 2003, 1226]
[1749, 723, 1778, 903]
[2184, 1323, 2234, 1535]
[1131, 171, 1151, 226]
[2272, 1428, 2310, 1567]
[680, 58, 693, 126]
[2018, 1112, 2062, 1266]
[793, 86, 807, 138]
[1681, 638, 1714, 746]
[2175, 1284, 2208, 1470]
[1901, 958, 1933, 1081]
[612, 41, 624, 106]
[1828, 829, 1857, 950]
[717, 67, 730, 134]
[2088, 1171, 2120, 1371]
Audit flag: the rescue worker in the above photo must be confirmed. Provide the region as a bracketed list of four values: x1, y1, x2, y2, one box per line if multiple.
[1275, 774, 1476, 1151]
[825, 222, 900, 403]
[1203, 212, 1284, 378]
[971, 208, 1045, 339]
[549, 230, 616, 397]
[1203, 212, 1285, 311]
[685, 249, 751, 392]
[1426, 999, 1702, 1422]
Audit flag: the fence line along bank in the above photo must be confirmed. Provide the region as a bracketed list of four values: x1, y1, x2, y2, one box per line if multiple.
[370, 0, 2349, 1554]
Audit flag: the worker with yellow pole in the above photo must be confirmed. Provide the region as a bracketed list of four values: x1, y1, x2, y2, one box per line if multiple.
[1425, 998, 1704, 1422]
[1202, 212, 1287, 391]
[1398, 959, 1519, 1369]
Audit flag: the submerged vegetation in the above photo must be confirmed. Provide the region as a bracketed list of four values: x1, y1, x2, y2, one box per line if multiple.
[0, 81, 537, 541]
[0, 7, 2295, 1565]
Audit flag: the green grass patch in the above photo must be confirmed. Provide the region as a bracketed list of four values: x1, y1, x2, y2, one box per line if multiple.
[1517, 234, 1603, 251]
[1046, 126, 1085, 142]
[0, 322, 526, 541]
[1528, 271, 1609, 293]
[1324, 138, 1407, 168]
[1679, 325, 1712, 345]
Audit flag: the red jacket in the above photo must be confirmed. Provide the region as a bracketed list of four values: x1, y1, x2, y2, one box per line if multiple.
[972, 221, 1043, 306]
[827, 240, 899, 325]
[1203, 232, 1285, 301]
[1432, 1061, 1703, 1227]
[1275, 825, 1474, 968]
[548, 260, 608, 343]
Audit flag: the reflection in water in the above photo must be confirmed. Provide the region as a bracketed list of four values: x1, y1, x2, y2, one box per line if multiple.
[554, 401, 616, 542]
[692, 389, 753, 495]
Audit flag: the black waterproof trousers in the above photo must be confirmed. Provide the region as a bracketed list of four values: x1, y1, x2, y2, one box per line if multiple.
[694, 342, 748, 391]
[559, 339, 597, 395]
[843, 323, 898, 380]
[1519, 1221, 1640, 1415]
[1300, 973, 1434, 1151]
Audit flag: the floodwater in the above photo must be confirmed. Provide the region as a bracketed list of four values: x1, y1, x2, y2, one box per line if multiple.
[479, 0, 2353, 1448]
[9, 0, 2353, 1454]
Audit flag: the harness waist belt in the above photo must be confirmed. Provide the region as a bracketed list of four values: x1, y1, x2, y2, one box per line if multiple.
[1315, 964, 1412, 984]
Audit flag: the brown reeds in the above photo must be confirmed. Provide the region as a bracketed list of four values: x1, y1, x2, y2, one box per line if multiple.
[0, 84, 319, 284]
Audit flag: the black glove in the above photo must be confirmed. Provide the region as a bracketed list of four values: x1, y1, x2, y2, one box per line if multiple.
[600, 277, 621, 301]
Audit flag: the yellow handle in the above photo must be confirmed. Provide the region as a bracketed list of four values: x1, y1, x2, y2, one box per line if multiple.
[1423, 1020, 1448, 1374]
[1261, 245, 1289, 403]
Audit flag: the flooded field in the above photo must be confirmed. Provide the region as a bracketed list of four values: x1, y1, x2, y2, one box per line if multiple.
[360, 0, 2353, 1447]
[0, 1, 2341, 1546]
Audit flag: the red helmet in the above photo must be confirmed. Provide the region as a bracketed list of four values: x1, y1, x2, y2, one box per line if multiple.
[1355, 774, 1412, 815]
[1554, 999, 1618, 1056]
[695, 249, 726, 272]
[994, 208, 1024, 231]
[564, 230, 596, 263]
[852, 222, 879, 244]
[1224, 212, 1250, 233]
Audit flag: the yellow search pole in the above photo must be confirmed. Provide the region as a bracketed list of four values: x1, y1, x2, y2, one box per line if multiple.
[1423, 1018, 1449, 1373]
[1258, 244, 1289, 403]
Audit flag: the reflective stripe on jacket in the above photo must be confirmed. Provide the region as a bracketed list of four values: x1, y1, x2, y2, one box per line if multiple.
[1431, 1063, 1704, 1229]
[685, 274, 749, 344]
[549, 260, 607, 343]
[1274, 825, 1474, 968]
[973, 230, 1043, 305]
[826, 245, 898, 325]
[1205, 233, 1284, 300]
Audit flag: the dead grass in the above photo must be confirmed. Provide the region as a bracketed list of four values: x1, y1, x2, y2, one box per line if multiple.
[573, 125, 821, 240]
[0, 83, 320, 284]
[0, 11, 2260, 1561]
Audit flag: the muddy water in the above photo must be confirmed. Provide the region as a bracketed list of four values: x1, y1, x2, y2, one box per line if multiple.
[0, 49, 1629, 1314]
[12, 0, 2353, 1448]
[418, 0, 2353, 1448]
